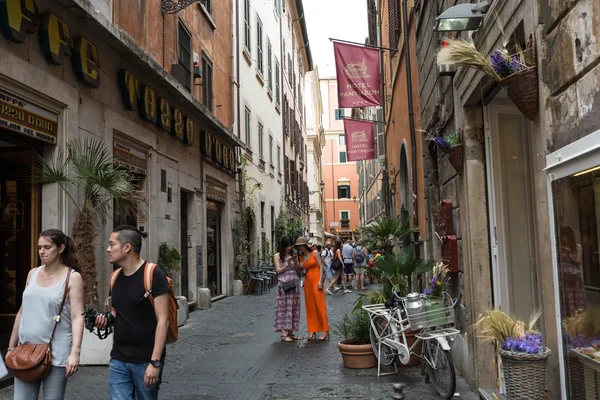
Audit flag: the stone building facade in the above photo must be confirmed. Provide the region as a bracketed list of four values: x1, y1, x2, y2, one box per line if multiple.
[305, 68, 326, 245]
[414, 0, 600, 398]
[281, 0, 312, 229]
[0, 0, 240, 362]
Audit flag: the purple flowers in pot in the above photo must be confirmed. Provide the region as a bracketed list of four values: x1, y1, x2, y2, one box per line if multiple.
[491, 49, 526, 79]
[502, 331, 543, 354]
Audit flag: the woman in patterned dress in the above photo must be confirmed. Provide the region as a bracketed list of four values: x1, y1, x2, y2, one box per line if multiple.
[274, 237, 302, 342]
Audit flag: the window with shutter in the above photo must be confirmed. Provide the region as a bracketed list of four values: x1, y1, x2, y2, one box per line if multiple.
[202, 54, 213, 111]
[376, 108, 385, 158]
[388, 0, 401, 55]
[256, 16, 263, 75]
[177, 22, 192, 91]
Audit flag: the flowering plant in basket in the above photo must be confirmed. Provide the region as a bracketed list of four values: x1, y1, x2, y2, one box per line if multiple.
[424, 262, 450, 297]
[472, 309, 551, 399]
[441, 36, 539, 121]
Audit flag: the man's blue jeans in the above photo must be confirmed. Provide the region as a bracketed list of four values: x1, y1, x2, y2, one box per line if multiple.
[109, 358, 161, 400]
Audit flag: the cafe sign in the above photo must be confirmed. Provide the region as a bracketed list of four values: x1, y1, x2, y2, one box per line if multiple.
[114, 140, 147, 175]
[200, 130, 236, 174]
[0, 89, 58, 144]
[0, 0, 101, 88]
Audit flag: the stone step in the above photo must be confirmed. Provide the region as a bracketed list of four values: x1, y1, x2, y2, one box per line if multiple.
[479, 387, 507, 400]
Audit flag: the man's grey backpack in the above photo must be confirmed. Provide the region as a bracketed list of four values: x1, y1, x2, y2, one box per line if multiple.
[354, 246, 366, 263]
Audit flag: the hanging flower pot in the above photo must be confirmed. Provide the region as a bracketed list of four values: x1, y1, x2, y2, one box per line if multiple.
[441, 144, 464, 175]
[499, 66, 538, 121]
[443, 32, 539, 121]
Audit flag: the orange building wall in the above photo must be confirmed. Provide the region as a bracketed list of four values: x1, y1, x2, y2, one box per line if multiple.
[381, 2, 426, 235]
[323, 136, 360, 236]
[113, 2, 234, 129]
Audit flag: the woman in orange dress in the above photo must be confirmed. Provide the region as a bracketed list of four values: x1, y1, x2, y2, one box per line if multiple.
[295, 237, 329, 340]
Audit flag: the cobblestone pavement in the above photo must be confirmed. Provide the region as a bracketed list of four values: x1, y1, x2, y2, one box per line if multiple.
[0, 286, 479, 400]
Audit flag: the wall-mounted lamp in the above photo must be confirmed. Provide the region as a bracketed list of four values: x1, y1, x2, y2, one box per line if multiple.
[435, 1, 490, 32]
[353, 195, 358, 203]
[390, 182, 397, 196]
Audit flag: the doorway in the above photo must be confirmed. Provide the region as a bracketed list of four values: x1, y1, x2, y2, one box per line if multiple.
[485, 104, 538, 322]
[180, 191, 189, 299]
[206, 200, 221, 296]
[0, 137, 39, 349]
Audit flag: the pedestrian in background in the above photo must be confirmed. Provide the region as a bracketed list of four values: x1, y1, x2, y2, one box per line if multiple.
[342, 240, 355, 291]
[273, 237, 302, 342]
[295, 237, 329, 340]
[8, 229, 84, 400]
[352, 244, 369, 290]
[326, 240, 348, 294]
[96, 225, 170, 400]
[320, 242, 335, 294]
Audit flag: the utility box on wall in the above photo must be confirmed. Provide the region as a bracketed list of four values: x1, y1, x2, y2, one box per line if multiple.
[439, 200, 458, 272]
[442, 235, 458, 272]
[439, 200, 453, 236]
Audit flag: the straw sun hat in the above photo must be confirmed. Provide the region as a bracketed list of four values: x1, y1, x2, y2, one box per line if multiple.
[294, 237, 309, 247]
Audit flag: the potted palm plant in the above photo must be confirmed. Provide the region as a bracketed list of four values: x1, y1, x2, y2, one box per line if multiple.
[360, 215, 415, 257]
[355, 245, 435, 366]
[34, 137, 145, 308]
[33, 137, 145, 364]
[333, 310, 377, 369]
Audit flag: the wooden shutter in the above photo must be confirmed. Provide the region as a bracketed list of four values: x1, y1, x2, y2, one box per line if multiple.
[388, 0, 400, 55]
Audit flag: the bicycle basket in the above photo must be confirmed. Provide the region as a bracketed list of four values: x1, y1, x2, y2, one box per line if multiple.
[403, 296, 454, 330]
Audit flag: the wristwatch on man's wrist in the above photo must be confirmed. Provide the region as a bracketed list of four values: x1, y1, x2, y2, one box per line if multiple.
[150, 359, 161, 368]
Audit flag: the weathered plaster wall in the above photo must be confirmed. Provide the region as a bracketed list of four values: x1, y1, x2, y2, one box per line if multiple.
[543, 0, 600, 151]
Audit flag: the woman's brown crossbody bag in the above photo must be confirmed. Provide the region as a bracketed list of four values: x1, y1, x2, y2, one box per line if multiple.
[6, 268, 71, 382]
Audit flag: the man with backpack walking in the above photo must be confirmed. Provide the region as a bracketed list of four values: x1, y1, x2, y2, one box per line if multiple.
[352, 244, 369, 290]
[95, 225, 176, 400]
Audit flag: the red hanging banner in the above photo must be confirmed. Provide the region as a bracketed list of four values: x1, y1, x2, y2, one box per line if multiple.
[343, 118, 377, 161]
[334, 42, 382, 108]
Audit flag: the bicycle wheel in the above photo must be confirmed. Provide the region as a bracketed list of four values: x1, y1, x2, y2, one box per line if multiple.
[426, 341, 456, 399]
[369, 315, 396, 366]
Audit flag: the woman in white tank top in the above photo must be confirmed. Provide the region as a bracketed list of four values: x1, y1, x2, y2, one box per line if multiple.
[7, 229, 85, 400]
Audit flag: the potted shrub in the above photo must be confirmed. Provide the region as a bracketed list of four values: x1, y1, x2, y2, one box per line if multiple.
[158, 242, 182, 276]
[333, 311, 377, 369]
[428, 130, 463, 175]
[473, 310, 550, 398]
[355, 245, 435, 366]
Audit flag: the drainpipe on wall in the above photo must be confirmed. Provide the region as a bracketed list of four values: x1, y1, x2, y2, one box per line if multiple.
[376, 0, 391, 218]
[402, 0, 419, 252]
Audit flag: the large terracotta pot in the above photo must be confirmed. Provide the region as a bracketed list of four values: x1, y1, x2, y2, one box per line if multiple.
[395, 330, 422, 367]
[337, 339, 377, 369]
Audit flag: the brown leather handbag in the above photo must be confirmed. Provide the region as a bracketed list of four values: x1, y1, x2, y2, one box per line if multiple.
[6, 268, 71, 382]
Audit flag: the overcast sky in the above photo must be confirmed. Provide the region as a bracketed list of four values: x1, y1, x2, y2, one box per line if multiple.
[303, 0, 368, 78]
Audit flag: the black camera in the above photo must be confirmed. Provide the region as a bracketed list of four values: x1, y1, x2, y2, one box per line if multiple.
[83, 308, 116, 339]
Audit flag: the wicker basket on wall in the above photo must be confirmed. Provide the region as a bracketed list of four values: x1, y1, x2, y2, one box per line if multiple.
[499, 33, 539, 121]
[441, 145, 464, 175]
[499, 347, 551, 399]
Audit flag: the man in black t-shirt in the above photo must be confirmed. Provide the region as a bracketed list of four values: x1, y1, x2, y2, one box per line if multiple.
[95, 225, 170, 400]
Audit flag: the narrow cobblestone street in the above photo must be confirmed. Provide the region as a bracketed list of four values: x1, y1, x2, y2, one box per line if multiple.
[0, 288, 478, 400]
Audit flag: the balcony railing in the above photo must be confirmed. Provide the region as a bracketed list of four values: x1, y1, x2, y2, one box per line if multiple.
[340, 219, 350, 228]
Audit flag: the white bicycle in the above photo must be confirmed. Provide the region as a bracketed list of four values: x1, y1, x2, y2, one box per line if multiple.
[363, 292, 460, 399]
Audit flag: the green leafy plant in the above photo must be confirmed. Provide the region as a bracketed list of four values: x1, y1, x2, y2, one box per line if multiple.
[333, 310, 371, 345]
[158, 242, 182, 275]
[274, 206, 307, 246]
[33, 137, 145, 308]
[233, 158, 262, 282]
[354, 245, 435, 311]
[359, 215, 415, 257]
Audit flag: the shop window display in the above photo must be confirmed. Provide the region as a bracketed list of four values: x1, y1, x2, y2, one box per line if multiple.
[553, 164, 600, 399]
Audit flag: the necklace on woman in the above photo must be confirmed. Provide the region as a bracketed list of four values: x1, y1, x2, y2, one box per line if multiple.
[40, 266, 66, 280]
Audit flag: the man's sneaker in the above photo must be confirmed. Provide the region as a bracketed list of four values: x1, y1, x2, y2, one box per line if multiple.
[344, 289, 352, 294]
[333, 286, 342, 293]
[325, 288, 333, 295]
